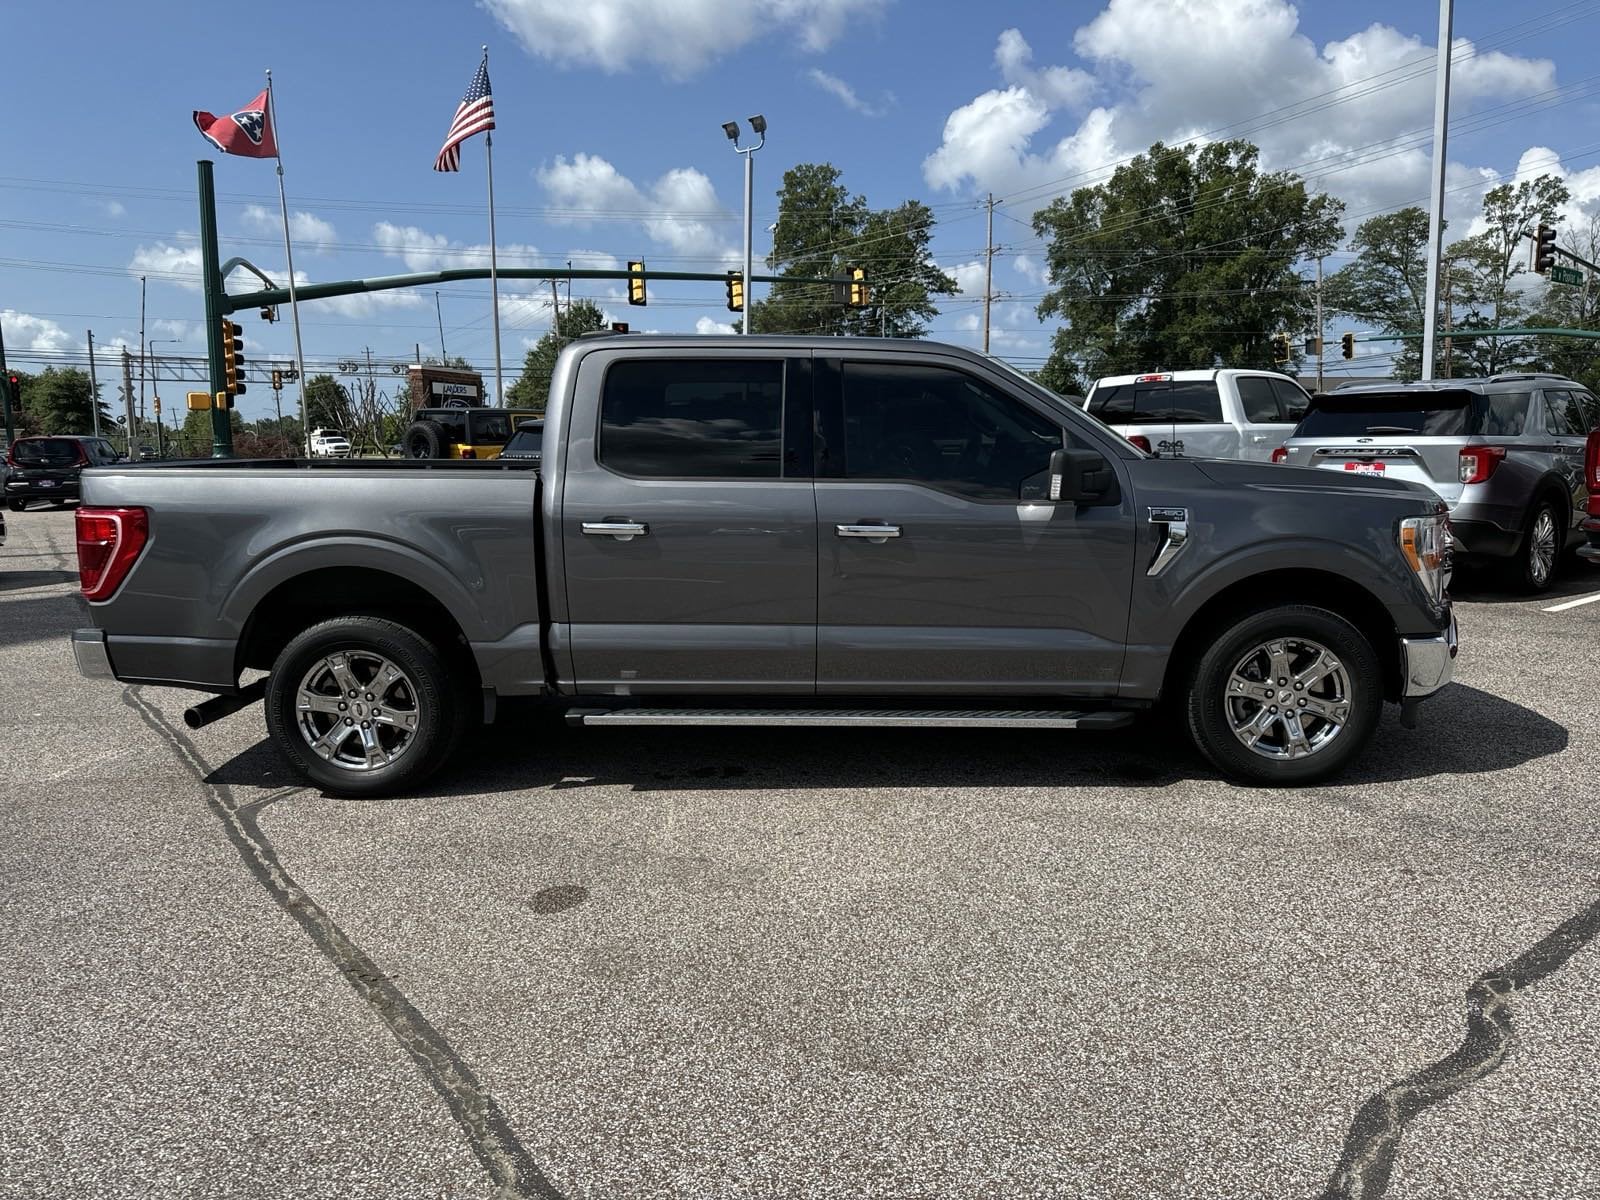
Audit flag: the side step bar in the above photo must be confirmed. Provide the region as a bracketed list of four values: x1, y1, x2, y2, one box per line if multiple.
[566, 707, 1135, 730]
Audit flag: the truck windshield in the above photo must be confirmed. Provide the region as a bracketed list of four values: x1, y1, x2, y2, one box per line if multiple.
[1295, 391, 1491, 437]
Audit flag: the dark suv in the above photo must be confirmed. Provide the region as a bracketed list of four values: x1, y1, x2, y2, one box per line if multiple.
[5, 435, 123, 511]
[1275, 374, 1599, 590]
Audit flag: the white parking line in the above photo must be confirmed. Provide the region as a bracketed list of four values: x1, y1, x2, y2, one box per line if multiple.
[1542, 591, 1600, 613]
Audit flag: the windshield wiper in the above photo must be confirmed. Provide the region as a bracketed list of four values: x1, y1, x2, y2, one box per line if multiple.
[1364, 425, 1415, 434]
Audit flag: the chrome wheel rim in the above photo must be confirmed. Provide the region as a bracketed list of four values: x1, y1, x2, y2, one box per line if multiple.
[294, 651, 423, 773]
[1529, 509, 1556, 585]
[1224, 637, 1352, 761]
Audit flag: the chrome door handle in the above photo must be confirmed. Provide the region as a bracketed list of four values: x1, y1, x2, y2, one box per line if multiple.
[836, 524, 901, 542]
[582, 521, 649, 541]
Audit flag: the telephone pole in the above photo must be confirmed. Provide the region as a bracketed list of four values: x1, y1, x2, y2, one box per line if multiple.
[982, 193, 997, 354]
[86, 330, 102, 439]
[120, 349, 135, 453]
[1315, 256, 1325, 392]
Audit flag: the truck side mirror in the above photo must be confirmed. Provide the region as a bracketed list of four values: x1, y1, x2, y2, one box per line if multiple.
[1048, 448, 1118, 504]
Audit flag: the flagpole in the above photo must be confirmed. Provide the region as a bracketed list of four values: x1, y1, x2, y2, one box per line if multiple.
[265, 69, 311, 455]
[482, 45, 504, 406]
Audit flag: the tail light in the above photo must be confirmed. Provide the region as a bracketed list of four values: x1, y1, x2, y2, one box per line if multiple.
[460, 448, 477, 459]
[76, 506, 149, 601]
[1586, 429, 1600, 492]
[1270, 446, 1289, 464]
[1127, 434, 1152, 453]
[1458, 445, 1506, 485]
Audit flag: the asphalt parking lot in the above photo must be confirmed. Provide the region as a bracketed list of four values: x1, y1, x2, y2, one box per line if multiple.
[3, 505, 1599, 1200]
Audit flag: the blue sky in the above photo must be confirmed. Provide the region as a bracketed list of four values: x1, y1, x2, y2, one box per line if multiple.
[3, 0, 1599, 419]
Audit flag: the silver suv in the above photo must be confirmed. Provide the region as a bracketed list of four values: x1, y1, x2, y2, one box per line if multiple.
[1275, 374, 1599, 591]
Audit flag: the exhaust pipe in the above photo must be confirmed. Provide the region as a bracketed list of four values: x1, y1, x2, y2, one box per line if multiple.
[183, 678, 268, 730]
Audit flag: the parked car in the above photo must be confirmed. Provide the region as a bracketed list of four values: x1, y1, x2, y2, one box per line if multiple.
[1081, 369, 1311, 460]
[308, 428, 352, 458]
[1274, 374, 1599, 591]
[5, 435, 122, 511]
[1580, 427, 1600, 566]
[499, 419, 543, 465]
[401, 405, 540, 459]
[70, 336, 1455, 796]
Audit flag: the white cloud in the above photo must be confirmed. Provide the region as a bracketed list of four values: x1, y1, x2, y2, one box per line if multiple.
[372, 222, 539, 271]
[1011, 254, 1048, 285]
[1, 310, 74, 353]
[242, 204, 338, 250]
[949, 260, 986, 296]
[806, 68, 892, 117]
[484, 0, 888, 77]
[101, 200, 126, 218]
[695, 316, 737, 335]
[129, 242, 204, 289]
[536, 153, 734, 260]
[925, 2, 1556, 225]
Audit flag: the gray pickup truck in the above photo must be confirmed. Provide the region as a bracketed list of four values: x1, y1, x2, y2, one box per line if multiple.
[70, 336, 1457, 794]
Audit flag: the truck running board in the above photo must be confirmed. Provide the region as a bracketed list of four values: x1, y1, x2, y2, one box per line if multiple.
[566, 707, 1135, 730]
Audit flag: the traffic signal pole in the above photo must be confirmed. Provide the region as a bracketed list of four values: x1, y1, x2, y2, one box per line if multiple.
[197, 160, 234, 458]
[0, 320, 13, 448]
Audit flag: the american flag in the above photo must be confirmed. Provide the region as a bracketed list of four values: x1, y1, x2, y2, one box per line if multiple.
[434, 55, 495, 172]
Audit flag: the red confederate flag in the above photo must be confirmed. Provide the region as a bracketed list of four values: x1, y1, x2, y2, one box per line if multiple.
[193, 90, 277, 158]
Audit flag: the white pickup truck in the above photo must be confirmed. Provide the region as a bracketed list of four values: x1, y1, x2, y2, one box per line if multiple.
[1082, 369, 1312, 460]
[308, 428, 352, 458]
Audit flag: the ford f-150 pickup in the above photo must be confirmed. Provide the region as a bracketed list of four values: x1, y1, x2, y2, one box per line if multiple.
[69, 335, 1457, 795]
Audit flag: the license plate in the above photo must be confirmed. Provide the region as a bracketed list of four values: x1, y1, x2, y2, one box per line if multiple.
[37, 479, 57, 488]
[1343, 462, 1385, 475]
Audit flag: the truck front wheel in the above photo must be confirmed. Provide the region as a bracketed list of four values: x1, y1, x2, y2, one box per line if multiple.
[1183, 604, 1382, 786]
[265, 616, 467, 797]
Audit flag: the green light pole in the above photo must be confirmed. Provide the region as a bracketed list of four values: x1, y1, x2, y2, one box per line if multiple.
[197, 160, 234, 457]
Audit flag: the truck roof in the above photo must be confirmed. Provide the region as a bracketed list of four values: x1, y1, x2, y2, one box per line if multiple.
[1090, 368, 1297, 387]
[558, 333, 1003, 361]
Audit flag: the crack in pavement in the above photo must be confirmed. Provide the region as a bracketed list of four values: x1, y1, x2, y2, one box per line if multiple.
[123, 685, 564, 1199]
[1322, 888, 1600, 1199]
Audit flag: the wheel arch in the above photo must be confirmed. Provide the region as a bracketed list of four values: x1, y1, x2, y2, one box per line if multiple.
[1161, 568, 1404, 704]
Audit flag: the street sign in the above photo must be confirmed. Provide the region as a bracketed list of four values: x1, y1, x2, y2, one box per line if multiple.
[1551, 265, 1585, 287]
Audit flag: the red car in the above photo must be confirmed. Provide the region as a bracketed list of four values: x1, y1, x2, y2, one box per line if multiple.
[1582, 428, 1600, 565]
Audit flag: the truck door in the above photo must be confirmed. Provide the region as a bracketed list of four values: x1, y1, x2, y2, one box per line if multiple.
[558, 351, 817, 693]
[813, 355, 1136, 695]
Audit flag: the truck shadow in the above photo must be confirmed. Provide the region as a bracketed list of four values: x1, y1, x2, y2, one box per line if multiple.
[203, 682, 1563, 799]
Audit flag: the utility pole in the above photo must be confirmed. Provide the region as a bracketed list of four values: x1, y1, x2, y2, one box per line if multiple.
[983, 193, 996, 354]
[86, 330, 101, 439]
[120, 349, 135, 454]
[1441, 267, 1454, 379]
[435, 291, 447, 360]
[0, 320, 13, 449]
[1419, 0, 1454, 381]
[550, 279, 562, 346]
[1315, 255, 1325, 392]
[138, 275, 147, 427]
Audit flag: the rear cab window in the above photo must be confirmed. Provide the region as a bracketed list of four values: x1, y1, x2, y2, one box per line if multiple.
[1088, 379, 1223, 425]
[1294, 390, 1491, 438]
[12, 438, 85, 465]
[599, 358, 785, 478]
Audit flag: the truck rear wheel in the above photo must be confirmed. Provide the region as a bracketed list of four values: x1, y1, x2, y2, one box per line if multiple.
[265, 616, 467, 797]
[1184, 604, 1382, 786]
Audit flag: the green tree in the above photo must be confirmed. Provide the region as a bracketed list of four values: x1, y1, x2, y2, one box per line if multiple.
[751, 163, 957, 338]
[1324, 207, 1434, 379]
[506, 299, 607, 412]
[1446, 174, 1571, 376]
[303, 374, 351, 431]
[1032, 139, 1345, 383]
[177, 407, 243, 457]
[19, 367, 111, 435]
[1526, 212, 1600, 391]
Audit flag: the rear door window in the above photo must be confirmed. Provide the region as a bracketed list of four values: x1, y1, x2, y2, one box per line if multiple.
[1294, 392, 1478, 438]
[601, 358, 784, 479]
[1543, 389, 1585, 437]
[1271, 379, 1311, 423]
[1236, 377, 1281, 424]
[1576, 391, 1600, 432]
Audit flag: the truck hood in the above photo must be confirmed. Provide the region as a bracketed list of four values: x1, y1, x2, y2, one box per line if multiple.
[1194, 458, 1439, 507]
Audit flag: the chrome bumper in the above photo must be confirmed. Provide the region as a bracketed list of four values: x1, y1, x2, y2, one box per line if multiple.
[71, 628, 115, 680]
[1400, 613, 1458, 698]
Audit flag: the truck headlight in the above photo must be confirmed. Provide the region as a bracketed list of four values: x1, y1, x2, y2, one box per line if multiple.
[1399, 514, 1450, 604]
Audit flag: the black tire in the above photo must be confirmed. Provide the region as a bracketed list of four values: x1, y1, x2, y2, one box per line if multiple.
[1184, 603, 1383, 786]
[1508, 499, 1561, 593]
[6, 500, 24, 513]
[265, 616, 471, 797]
[404, 419, 446, 459]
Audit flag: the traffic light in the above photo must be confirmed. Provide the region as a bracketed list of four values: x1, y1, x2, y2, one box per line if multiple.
[215, 390, 231, 412]
[187, 391, 213, 411]
[271, 368, 283, 391]
[1534, 223, 1557, 275]
[1341, 332, 1356, 360]
[6, 373, 18, 407]
[848, 265, 869, 307]
[259, 305, 277, 322]
[220, 318, 247, 398]
[610, 322, 630, 333]
[627, 260, 647, 306]
[1271, 333, 1291, 364]
[726, 270, 744, 313]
